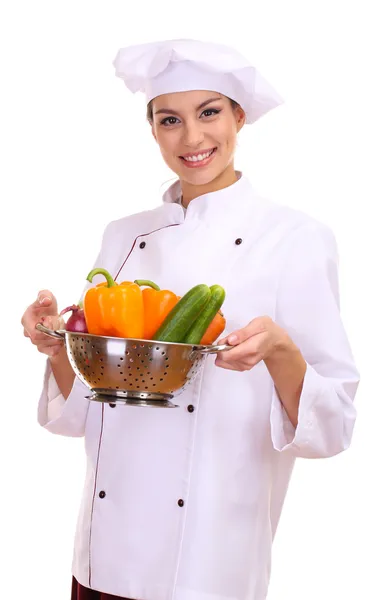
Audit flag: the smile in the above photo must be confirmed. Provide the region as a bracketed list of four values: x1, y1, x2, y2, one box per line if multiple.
[179, 148, 217, 168]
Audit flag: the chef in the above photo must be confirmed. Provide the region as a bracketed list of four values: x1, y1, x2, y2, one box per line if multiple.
[21, 39, 360, 600]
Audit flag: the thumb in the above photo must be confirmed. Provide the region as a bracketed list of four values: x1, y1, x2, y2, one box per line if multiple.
[217, 331, 241, 346]
[32, 290, 58, 314]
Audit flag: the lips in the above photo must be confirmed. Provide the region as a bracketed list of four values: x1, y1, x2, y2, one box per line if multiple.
[179, 147, 217, 168]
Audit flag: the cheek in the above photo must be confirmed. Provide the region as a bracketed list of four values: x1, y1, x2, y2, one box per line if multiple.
[214, 122, 237, 152]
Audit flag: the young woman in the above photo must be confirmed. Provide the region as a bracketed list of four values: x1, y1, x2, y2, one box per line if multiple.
[21, 39, 359, 600]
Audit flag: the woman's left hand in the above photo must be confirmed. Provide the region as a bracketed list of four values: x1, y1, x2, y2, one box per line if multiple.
[215, 316, 290, 371]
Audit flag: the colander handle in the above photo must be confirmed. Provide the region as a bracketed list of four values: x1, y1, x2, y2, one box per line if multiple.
[35, 323, 66, 339]
[197, 344, 231, 354]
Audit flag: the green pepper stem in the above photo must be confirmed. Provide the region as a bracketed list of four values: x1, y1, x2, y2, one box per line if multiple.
[134, 279, 160, 291]
[87, 268, 116, 287]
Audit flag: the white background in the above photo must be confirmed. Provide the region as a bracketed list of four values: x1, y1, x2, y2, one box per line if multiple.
[1, 1, 382, 599]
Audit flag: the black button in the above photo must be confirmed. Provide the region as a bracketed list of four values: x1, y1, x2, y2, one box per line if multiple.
[235, 238, 243, 245]
[139, 241, 146, 249]
[109, 403, 116, 408]
[178, 499, 184, 507]
[187, 405, 194, 413]
[99, 491, 106, 499]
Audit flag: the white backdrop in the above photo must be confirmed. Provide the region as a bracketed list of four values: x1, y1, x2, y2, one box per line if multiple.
[1, 1, 382, 599]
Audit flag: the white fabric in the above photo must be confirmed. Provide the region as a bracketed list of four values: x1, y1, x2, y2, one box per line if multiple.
[113, 39, 283, 124]
[39, 173, 359, 599]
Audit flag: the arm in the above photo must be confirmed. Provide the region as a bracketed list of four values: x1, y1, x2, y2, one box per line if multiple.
[216, 220, 359, 458]
[38, 222, 115, 436]
[268, 221, 359, 457]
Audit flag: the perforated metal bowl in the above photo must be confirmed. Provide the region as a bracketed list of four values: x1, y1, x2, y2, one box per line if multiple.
[37, 324, 229, 408]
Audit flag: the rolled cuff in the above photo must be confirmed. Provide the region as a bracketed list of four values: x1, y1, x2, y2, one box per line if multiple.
[38, 360, 90, 437]
[270, 362, 357, 458]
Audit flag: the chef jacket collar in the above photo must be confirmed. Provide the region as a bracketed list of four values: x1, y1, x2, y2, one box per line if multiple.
[162, 171, 255, 223]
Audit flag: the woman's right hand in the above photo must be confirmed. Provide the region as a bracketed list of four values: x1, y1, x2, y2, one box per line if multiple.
[22, 290, 65, 358]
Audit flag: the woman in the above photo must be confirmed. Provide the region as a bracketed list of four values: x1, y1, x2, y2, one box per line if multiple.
[22, 39, 359, 600]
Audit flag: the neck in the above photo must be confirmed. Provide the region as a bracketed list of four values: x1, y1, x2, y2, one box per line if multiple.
[180, 164, 238, 208]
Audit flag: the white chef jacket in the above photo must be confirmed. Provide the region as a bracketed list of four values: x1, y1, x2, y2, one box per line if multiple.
[38, 173, 359, 600]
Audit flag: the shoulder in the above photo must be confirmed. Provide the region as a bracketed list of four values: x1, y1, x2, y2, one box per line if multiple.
[254, 194, 338, 260]
[100, 205, 166, 244]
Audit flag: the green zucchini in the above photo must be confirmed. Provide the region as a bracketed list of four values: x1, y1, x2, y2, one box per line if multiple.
[153, 284, 211, 342]
[183, 285, 226, 345]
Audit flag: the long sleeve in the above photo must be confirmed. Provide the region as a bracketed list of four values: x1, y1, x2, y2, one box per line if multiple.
[270, 220, 360, 458]
[38, 361, 90, 437]
[37, 221, 115, 437]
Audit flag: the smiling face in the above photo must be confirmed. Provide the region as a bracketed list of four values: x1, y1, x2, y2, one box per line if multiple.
[150, 90, 245, 194]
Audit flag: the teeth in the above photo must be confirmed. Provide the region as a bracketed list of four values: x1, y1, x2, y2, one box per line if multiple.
[184, 149, 214, 162]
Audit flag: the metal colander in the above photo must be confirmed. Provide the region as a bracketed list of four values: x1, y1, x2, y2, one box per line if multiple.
[37, 324, 229, 408]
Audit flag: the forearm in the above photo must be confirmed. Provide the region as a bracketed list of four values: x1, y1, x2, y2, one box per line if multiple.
[49, 346, 76, 399]
[264, 336, 307, 428]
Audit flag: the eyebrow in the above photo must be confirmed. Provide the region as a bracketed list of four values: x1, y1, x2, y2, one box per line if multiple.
[154, 96, 223, 116]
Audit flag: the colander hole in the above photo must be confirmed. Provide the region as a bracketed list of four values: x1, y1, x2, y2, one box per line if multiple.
[117, 364, 121, 367]
[124, 378, 127, 382]
[125, 351, 130, 356]
[137, 353, 141, 357]
[101, 366, 104, 370]
[141, 380, 145, 383]
[156, 347, 160, 350]
[145, 387, 148, 390]
[161, 351, 165, 355]
[160, 378, 163, 381]
[150, 377, 154, 380]
[120, 372, 123, 375]
[165, 357, 169, 361]
[129, 358, 134, 363]
[141, 360, 145, 364]
[100, 358, 103, 362]
[145, 353, 149, 357]
[81, 338, 84, 342]
[135, 378, 139, 382]
[132, 345, 137, 349]
[120, 357, 124, 361]
[116, 386, 119, 389]
[149, 358, 153, 362]
[165, 365, 169, 368]
[140, 344, 145, 348]
[92, 345, 95, 348]
[153, 384, 156, 387]
[164, 373, 168, 376]
[137, 367, 140, 371]
[96, 351, 100, 354]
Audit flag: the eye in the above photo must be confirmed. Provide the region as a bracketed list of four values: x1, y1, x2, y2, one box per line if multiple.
[201, 108, 221, 118]
[160, 116, 180, 126]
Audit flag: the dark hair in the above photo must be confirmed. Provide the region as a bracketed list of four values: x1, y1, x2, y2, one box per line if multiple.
[146, 96, 240, 123]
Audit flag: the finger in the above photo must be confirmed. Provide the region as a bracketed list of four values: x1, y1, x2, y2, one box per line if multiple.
[214, 358, 238, 371]
[216, 335, 263, 363]
[33, 290, 58, 313]
[37, 344, 63, 357]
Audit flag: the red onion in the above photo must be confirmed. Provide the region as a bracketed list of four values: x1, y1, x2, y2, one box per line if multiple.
[60, 304, 88, 333]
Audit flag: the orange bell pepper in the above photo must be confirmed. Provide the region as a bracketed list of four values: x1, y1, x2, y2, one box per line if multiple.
[134, 280, 179, 340]
[200, 310, 226, 345]
[84, 268, 144, 339]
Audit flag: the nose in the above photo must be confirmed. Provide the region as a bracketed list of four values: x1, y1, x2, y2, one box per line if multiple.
[182, 120, 204, 148]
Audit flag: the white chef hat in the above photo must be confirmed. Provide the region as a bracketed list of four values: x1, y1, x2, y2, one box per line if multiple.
[113, 39, 283, 124]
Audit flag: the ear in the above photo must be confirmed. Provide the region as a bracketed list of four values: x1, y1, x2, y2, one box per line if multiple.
[236, 107, 246, 133]
[151, 124, 158, 143]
